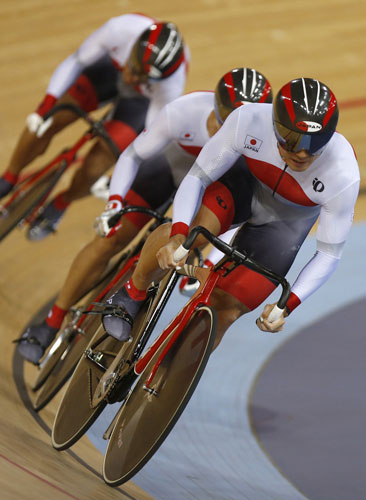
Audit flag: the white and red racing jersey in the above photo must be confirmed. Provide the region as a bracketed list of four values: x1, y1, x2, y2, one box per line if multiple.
[171, 103, 360, 310]
[109, 91, 215, 198]
[45, 13, 189, 126]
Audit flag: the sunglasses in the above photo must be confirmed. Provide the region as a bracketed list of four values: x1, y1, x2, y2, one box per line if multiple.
[273, 121, 331, 156]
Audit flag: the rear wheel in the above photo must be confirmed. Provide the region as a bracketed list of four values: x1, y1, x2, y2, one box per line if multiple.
[32, 251, 135, 408]
[32, 313, 102, 411]
[0, 164, 66, 242]
[51, 282, 164, 451]
[103, 305, 216, 487]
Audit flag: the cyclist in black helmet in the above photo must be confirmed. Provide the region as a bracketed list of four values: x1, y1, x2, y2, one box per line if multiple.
[0, 14, 189, 241]
[96, 77, 359, 347]
[273, 77, 339, 157]
[17, 67, 273, 363]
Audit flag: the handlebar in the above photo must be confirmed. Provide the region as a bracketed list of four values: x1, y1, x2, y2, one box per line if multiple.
[43, 103, 121, 159]
[108, 206, 172, 229]
[173, 226, 291, 318]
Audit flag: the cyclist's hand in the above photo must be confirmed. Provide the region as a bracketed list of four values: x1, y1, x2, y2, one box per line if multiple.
[26, 94, 57, 137]
[156, 234, 186, 269]
[90, 175, 111, 201]
[94, 198, 123, 238]
[256, 303, 286, 333]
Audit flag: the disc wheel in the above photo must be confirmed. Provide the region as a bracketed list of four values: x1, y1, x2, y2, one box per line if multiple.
[0, 164, 65, 242]
[51, 294, 157, 451]
[103, 305, 216, 487]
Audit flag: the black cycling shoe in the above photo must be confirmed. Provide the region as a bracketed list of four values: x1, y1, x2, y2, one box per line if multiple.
[0, 177, 15, 199]
[27, 200, 66, 241]
[102, 287, 145, 342]
[15, 321, 58, 365]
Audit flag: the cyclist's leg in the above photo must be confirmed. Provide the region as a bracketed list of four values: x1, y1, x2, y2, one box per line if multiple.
[131, 158, 249, 291]
[208, 210, 321, 348]
[17, 220, 140, 364]
[102, 156, 178, 341]
[0, 66, 104, 199]
[131, 204, 223, 291]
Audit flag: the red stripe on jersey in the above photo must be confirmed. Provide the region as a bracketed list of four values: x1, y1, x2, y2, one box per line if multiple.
[224, 72, 236, 105]
[244, 157, 317, 206]
[177, 143, 203, 157]
[143, 23, 163, 64]
[322, 91, 337, 127]
[259, 80, 271, 103]
[281, 82, 296, 124]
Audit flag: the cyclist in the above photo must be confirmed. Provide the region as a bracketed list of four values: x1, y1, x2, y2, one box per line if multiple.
[17, 67, 273, 363]
[0, 13, 189, 240]
[96, 78, 360, 348]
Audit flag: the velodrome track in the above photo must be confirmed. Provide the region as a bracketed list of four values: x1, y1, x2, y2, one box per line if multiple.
[1, 1, 365, 498]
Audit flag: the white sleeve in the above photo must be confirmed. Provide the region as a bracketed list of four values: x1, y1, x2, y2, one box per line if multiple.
[144, 64, 187, 127]
[46, 22, 110, 97]
[291, 180, 359, 304]
[316, 181, 360, 244]
[172, 110, 241, 227]
[290, 247, 341, 303]
[108, 106, 173, 200]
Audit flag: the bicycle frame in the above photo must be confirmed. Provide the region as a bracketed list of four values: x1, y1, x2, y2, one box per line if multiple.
[134, 225, 291, 391]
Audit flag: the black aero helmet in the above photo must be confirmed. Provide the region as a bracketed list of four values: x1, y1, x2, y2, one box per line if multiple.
[214, 68, 272, 124]
[129, 22, 184, 79]
[273, 78, 339, 155]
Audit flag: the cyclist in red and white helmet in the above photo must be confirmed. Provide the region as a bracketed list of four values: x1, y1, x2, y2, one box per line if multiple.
[17, 67, 273, 363]
[157, 77, 359, 340]
[0, 14, 189, 240]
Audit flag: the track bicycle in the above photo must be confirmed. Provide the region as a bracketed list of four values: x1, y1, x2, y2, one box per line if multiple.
[51, 225, 290, 486]
[30, 205, 172, 411]
[0, 103, 120, 242]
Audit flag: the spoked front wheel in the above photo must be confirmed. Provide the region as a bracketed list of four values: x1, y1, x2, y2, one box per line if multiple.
[103, 305, 217, 487]
[0, 164, 66, 242]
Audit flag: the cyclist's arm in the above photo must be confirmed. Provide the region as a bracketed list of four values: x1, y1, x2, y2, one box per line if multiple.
[46, 21, 111, 98]
[108, 106, 173, 201]
[287, 180, 360, 312]
[171, 111, 241, 237]
[144, 62, 188, 127]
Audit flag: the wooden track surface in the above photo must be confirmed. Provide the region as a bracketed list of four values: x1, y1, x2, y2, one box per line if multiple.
[0, 1, 365, 498]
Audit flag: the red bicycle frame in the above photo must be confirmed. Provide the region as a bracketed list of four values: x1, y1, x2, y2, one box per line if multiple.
[134, 265, 225, 389]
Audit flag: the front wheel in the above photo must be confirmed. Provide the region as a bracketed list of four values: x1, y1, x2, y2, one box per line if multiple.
[103, 305, 217, 487]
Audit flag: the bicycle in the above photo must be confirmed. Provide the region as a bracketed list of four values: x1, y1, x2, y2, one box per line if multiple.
[30, 205, 172, 412]
[51, 225, 290, 486]
[0, 103, 120, 242]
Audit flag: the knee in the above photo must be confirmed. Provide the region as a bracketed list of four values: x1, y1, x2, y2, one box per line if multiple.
[90, 234, 123, 260]
[210, 289, 248, 331]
